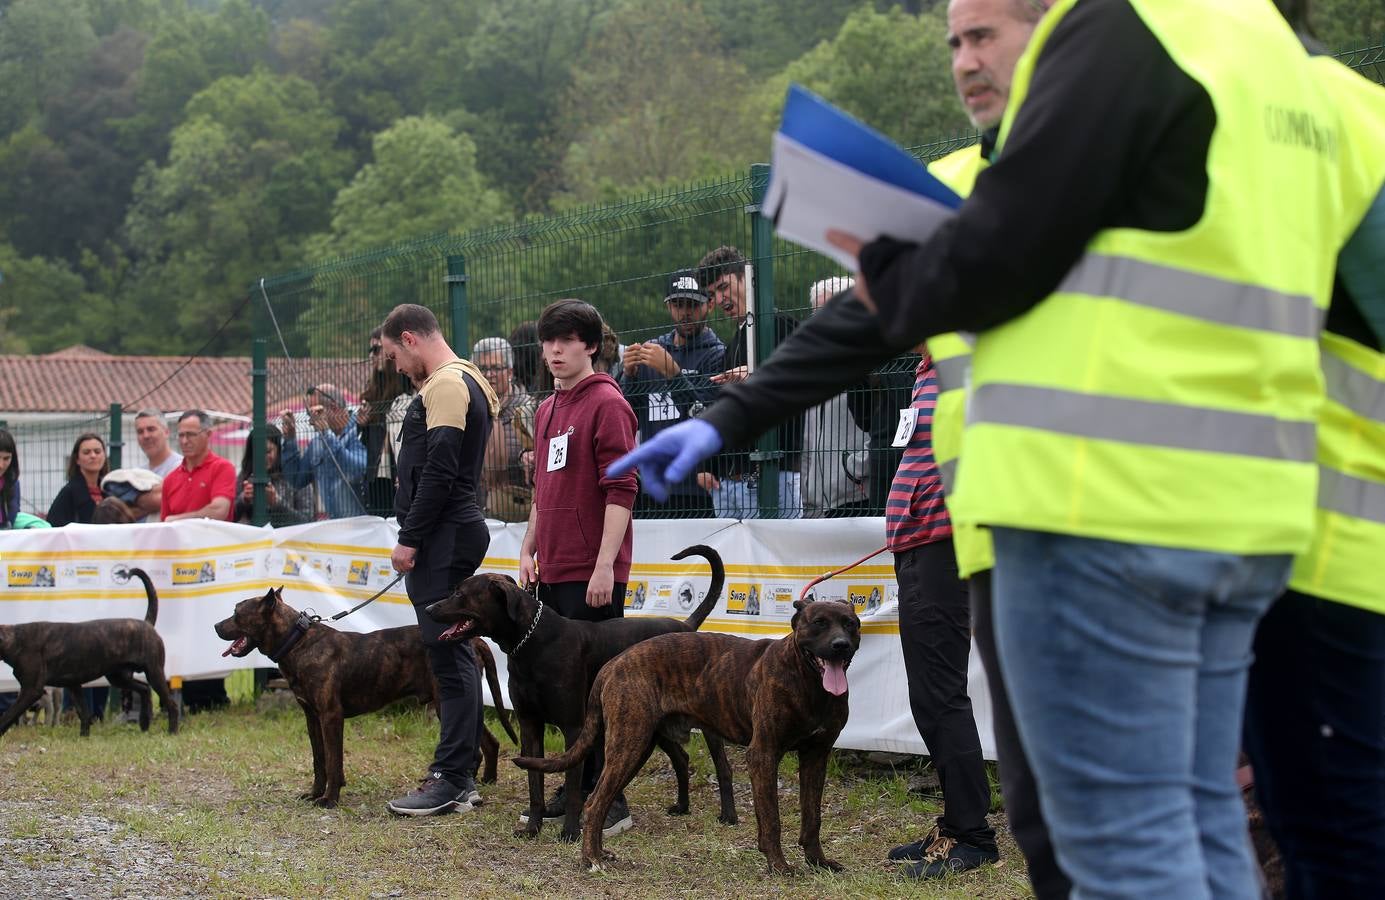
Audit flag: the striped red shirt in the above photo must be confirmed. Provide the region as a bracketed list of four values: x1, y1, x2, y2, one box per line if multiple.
[885, 355, 953, 552]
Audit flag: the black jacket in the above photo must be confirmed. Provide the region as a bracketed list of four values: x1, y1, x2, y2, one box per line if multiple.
[47, 477, 98, 527]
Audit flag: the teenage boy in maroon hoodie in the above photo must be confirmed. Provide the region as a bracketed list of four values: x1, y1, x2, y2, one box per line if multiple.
[519, 298, 639, 836]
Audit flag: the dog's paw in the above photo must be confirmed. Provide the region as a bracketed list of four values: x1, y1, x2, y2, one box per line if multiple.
[313, 797, 338, 809]
[479, 772, 498, 785]
[766, 860, 798, 877]
[297, 791, 319, 802]
[559, 827, 580, 843]
[718, 811, 738, 826]
[806, 856, 843, 873]
[665, 802, 690, 817]
[514, 825, 541, 840]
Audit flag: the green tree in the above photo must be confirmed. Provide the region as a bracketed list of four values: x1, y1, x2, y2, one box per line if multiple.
[557, 0, 767, 204]
[0, 242, 106, 353]
[0, 0, 98, 137]
[1314, 0, 1385, 51]
[121, 69, 349, 353]
[783, 4, 969, 147]
[311, 115, 509, 257]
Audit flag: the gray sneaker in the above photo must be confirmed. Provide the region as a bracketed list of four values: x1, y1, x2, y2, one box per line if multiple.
[457, 775, 482, 807]
[517, 784, 571, 825]
[386, 772, 473, 817]
[601, 795, 633, 838]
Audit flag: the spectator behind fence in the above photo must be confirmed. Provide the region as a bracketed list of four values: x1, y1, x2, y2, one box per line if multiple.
[473, 336, 535, 522]
[162, 410, 236, 522]
[358, 328, 409, 516]
[135, 409, 181, 478]
[0, 428, 19, 529]
[280, 384, 367, 519]
[801, 277, 871, 518]
[617, 269, 724, 518]
[509, 321, 543, 395]
[47, 433, 109, 527]
[235, 423, 312, 527]
[698, 245, 802, 518]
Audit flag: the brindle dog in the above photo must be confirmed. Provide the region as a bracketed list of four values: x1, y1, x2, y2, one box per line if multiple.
[214, 587, 517, 806]
[514, 599, 860, 874]
[0, 567, 178, 738]
[425, 545, 737, 841]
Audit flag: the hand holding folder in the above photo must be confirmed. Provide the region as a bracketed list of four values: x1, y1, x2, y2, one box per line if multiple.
[764, 85, 963, 271]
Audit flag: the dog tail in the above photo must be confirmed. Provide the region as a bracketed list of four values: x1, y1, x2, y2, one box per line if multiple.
[473, 638, 519, 745]
[512, 684, 606, 774]
[672, 544, 724, 631]
[129, 568, 158, 624]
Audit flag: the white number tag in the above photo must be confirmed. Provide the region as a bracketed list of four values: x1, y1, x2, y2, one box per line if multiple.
[648, 391, 680, 423]
[892, 408, 918, 448]
[546, 429, 571, 472]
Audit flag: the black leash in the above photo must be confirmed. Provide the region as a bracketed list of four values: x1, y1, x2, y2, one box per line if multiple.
[328, 572, 405, 621]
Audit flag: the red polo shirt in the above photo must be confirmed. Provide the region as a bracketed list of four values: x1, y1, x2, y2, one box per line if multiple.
[161, 451, 237, 521]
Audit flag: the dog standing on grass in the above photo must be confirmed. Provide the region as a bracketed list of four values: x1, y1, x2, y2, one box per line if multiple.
[514, 599, 860, 874]
[0, 567, 178, 738]
[215, 587, 518, 807]
[425, 545, 738, 842]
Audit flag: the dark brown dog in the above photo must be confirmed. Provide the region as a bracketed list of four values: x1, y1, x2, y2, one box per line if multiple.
[424, 545, 736, 841]
[514, 599, 860, 874]
[214, 587, 517, 807]
[0, 568, 178, 738]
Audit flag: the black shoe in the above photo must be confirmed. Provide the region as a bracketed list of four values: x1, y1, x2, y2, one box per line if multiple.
[601, 795, 633, 838]
[888, 824, 941, 862]
[902, 837, 999, 879]
[517, 785, 572, 825]
[386, 772, 473, 817]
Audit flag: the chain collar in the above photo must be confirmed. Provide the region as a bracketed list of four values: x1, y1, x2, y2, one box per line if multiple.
[510, 598, 543, 656]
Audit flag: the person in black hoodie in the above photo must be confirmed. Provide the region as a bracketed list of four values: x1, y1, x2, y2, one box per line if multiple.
[47, 433, 109, 527]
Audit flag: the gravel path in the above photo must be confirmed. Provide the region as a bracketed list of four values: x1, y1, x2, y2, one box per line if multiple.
[0, 802, 208, 899]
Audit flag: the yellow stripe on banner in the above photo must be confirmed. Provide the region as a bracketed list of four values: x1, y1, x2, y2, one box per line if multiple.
[0, 579, 413, 605]
[478, 558, 896, 578]
[276, 540, 393, 557]
[0, 540, 275, 561]
[696, 617, 900, 636]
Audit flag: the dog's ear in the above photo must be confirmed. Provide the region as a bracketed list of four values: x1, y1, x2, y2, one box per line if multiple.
[791, 598, 807, 630]
[501, 579, 532, 624]
[260, 587, 278, 607]
[497, 573, 518, 585]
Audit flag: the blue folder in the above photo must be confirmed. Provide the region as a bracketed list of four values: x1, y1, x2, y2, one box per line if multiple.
[778, 84, 963, 210]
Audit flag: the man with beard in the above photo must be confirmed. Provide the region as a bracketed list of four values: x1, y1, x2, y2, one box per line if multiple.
[379, 303, 500, 816]
[618, 270, 725, 517]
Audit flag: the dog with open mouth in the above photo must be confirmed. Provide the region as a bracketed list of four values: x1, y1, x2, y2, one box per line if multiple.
[512, 598, 860, 874]
[424, 544, 738, 841]
[214, 587, 517, 806]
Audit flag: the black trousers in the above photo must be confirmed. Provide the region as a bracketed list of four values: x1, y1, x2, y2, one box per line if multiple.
[970, 570, 1072, 899]
[406, 520, 488, 785]
[1243, 589, 1385, 900]
[538, 579, 624, 791]
[894, 540, 996, 851]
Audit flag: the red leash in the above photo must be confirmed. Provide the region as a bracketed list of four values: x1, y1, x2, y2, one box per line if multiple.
[798, 545, 890, 602]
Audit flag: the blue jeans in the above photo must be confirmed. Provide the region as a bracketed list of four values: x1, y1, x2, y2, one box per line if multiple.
[990, 527, 1290, 900]
[710, 471, 801, 519]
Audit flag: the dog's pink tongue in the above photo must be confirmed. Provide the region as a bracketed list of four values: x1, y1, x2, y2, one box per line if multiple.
[822, 660, 848, 696]
[222, 637, 247, 658]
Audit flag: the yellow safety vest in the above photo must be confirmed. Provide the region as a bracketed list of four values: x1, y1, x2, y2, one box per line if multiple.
[925, 145, 993, 577]
[948, 0, 1342, 555]
[1289, 59, 1385, 614]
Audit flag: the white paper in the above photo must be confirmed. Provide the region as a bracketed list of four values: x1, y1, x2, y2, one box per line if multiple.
[764, 133, 958, 270]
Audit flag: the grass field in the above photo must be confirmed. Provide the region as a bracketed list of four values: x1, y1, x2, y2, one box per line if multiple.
[0, 700, 1033, 898]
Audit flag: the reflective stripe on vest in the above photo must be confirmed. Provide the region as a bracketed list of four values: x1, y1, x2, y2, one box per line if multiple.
[932, 346, 973, 394]
[1322, 351, 1385, 423]
[969, 384, 1317, 462]
[1061, 254, 1322, 338]
[1318, 467, 1385, 526]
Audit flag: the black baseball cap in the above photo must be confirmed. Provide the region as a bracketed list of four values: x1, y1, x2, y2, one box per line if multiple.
[664, 269, 709, 304]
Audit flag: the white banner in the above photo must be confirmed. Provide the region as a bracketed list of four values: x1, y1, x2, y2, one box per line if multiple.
[0, 517, 997, 758]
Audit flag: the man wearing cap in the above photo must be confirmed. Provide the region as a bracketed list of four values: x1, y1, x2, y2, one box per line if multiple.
[617, 270, 725, 517]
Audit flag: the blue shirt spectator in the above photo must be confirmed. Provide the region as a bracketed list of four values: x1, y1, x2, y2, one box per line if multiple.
[279, 384, 367, 519]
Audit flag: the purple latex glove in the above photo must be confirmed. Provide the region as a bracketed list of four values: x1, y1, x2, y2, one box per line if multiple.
[608, 420, 723, 502]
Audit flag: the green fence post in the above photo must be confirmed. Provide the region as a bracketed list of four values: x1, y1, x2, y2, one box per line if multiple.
[251, 337, 268, 526]
[108, 403, 123, 469]
[447, 255, 470, 356]
[748, 162, 782, 518]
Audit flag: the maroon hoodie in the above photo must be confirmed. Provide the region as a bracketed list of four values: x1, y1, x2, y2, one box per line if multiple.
[533, 372, 638, 584]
